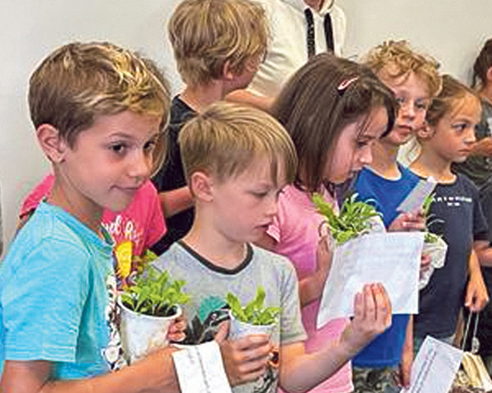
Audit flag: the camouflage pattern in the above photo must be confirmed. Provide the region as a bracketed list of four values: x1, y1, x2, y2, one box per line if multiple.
[352, 366, 400, 393]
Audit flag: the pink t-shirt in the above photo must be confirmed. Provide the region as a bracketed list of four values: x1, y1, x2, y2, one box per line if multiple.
[20, 174, 166, 286]
[268, 185, 352, 393]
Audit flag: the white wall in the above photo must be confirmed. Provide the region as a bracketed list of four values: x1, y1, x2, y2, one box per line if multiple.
[1, 0, 492, 249]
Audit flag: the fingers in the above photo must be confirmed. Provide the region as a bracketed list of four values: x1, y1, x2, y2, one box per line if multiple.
[214, 321, 230, 343]
[167, 316, 187, 342]
[389, 211, 426, 232]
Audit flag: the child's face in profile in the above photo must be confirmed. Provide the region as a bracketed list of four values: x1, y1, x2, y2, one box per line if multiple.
[325, 106, 388, 184]
[381, 70, 431, 147]
[424, 94, 480, 164]
[209, 155, 286, 244]
[59, 110, 162, 216]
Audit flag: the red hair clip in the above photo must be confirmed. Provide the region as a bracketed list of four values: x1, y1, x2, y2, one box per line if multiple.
[337, 76, 359, 95]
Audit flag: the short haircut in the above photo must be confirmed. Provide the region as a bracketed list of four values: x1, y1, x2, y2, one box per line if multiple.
[168, 0, 268, 86]
[273, 53, 397, 193]
[426, 74, 481, 128]
[28, 42, 171, 176]
[472, 38, 492, 89]
[363, 40, 441, 98]
[179, 102, 297, 186]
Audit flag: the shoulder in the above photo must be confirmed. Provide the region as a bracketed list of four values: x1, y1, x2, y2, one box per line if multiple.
[169, 96, 197, 126]
[250, 244, 297, 277]
[456, 173, 480, 195]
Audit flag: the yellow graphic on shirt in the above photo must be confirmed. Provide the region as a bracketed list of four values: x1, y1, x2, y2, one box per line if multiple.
[115, 241, 133, 279]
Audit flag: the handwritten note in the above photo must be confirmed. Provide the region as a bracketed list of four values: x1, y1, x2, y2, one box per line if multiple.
[317, 232, 424, 328]
[401, 336, 463, 393]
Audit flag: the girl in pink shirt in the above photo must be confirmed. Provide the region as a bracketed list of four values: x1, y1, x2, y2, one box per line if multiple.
[259, 53, 398, 393]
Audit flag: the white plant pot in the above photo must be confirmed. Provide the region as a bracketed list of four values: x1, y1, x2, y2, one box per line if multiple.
[228, 311, 275, 340]
[118, 296, 181, 364]
[419, 236, 448, 290]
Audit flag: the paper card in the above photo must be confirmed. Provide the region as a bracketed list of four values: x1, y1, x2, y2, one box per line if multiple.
[401, 336, 463, 393]
[397, 177, 437, 213]
[317, 232, 424, 328]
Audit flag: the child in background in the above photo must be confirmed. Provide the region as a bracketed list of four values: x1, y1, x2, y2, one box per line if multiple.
[0, 42, 186, 390]
[352, 40, 441, 392]
[153, 101, 392, 393]
[255, 53, 397, 393]
[410, 75, 489, 351]
[151, 0, 269, 254]
[454, 38, 492, 187]
[16, 56, 170, 287]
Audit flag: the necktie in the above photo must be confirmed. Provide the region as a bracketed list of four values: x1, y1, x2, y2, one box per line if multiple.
[304, 8, 335, 59]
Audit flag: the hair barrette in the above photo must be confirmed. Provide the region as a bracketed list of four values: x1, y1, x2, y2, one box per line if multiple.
[337, 76, 359, 95]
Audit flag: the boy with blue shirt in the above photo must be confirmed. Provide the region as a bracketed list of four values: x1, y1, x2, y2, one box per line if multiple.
[354, 41, 441, 392]
[153, 101, 393, 393]
[0, 41, 185, 391]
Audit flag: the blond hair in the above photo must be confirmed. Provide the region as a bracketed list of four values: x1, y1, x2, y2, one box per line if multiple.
[363, 40, 441, 97]
[179, 102, 297, 185]
[168, 0, 269, 86]
[28, 42, 170, 175]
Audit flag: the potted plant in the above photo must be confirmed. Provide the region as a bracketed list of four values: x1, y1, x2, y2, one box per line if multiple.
[312, 192, 383, 245]
[226, 286, 280, 339]
[118, 266, 190, 363]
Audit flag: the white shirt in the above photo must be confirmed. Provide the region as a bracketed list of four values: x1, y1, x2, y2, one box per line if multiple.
[250, 0, 346, 98]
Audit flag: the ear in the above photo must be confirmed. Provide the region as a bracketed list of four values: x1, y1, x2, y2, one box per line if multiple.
[222, 60, 235, 81]
[416, 122, 434, 140]
[486, 67, 492, 84]
[189, 171, 214, 202]
[36, 124, 69, 163]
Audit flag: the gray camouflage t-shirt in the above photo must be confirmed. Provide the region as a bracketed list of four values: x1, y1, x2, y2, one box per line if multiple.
[153, 241, 306, 393]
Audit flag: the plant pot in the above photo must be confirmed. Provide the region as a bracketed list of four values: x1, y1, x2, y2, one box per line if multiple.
[228, 311, 276, 340]
[118, 296, 181, 364]
[419, 236, 448, 290]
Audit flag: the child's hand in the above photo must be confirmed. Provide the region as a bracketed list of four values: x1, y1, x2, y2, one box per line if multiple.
[388, 210, 425, 232]
[215, 322, 272, 386]
[167, 315, 186, 342]
[341, 283, 392, 356]
[465, 272, 489, 312]
[315, 234, 332, 279]
[419, 253, 432, 276]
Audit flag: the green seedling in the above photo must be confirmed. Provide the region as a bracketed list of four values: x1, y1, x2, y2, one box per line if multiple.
[422, 193, 444, 244]
[226, 287, 280, 326]
[121, 266, 190, 317]
[313, 192, 382, 244]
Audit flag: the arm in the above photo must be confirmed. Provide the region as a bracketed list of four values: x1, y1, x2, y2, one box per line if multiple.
[475, 239, 492, 267]
[159, 187, 193, 218]
[278, 284, 392, 393]
[1, 347, 180, 393]
[398, 315, 414, 389]
[465, 246, 489, 312]
[225, 90, 275, 113]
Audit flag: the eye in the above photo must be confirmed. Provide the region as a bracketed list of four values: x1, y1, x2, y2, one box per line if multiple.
[251, 190, 268, 199]
[109, 143, 128, 155]
[415, 100, 429, 111]
[143, 140, 156, 153]
[452, 123, 467, 132]
[395, 97, 406, 106]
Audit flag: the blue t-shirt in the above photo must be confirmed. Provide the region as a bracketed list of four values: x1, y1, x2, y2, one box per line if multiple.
[354, 165, 420, 368]
[414, 174, 489, 338]
[0, 201, 119, 379]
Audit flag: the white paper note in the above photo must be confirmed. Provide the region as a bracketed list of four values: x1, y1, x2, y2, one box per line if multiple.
[397, 177, 437, 213]
[401, 336, 463, 393]
[317, 232, 424, 328]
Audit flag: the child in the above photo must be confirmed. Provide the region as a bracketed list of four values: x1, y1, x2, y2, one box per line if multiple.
[352, 40, 441, 392]
[151, 0, 269, 254]
[454, 38, 492, 187]
[410, 75, 489, 352]
[153, 101, 392, 393]
[255, 53, 397, 393]
[1, 41, 186, 390]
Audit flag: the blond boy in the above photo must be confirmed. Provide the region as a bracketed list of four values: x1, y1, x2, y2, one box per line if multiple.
[353, 41, 441, 392]
[153, 102, 392, 393]
[151, 0, 269, 254]
[0, 41, 181, 391]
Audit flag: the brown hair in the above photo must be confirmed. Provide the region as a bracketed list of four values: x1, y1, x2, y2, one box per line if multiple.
[426, 74, 481, 128]
[472, 38, 492, 89]
[28, 42, 170, 176]
[363, 40, 441, 98]
[168, 0, 268, 86]
[179, 102, 297, 186]
[273, 53, 397, 193]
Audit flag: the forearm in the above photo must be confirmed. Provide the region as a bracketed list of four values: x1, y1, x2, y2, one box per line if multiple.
[403, 316, 413, 355]
[1, 348, 181, 393]
[225, 90, 275, 113]
[279, 342, 353, 393]
[159, 187, 193, 218]
[475, 240, 492, 266]
[298, 271, 326, 307]
[468, 248, 483, 278]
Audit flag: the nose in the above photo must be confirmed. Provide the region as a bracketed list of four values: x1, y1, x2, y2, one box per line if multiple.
[128, 150, 152, 181]
[400, 101, 416, 120]
[266, 195, 279, 218]
[358, 145, 373, 167]
[464, 127, 477, 145]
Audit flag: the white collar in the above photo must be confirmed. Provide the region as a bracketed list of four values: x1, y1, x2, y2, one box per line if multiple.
[281, 0, 335, 16]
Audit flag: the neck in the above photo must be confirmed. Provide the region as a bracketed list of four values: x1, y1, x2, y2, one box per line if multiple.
[368, 141, 401, 179]
[409, 148, 455, 183]
[304, 0, 328, 12]
[479, 85, 492, 105]
[48, 176, 103, 235]
[183, 212, 248, 270]
[180, 82, 226, 113]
